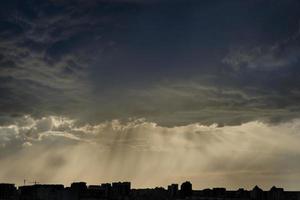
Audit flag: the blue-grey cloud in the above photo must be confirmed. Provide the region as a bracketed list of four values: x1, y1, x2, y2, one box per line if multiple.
[222, 24, 300, 71]
[0, 0, 300, 126]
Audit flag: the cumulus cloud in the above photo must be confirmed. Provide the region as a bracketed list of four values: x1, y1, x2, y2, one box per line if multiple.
[0, 115, 300, 189]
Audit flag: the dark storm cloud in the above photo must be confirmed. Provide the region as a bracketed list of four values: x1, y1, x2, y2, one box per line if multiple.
[0, 0, 133, 118]
[1, 0, 300, 189]
[222, 24, 300, 71]
[1, 0, 300, 125]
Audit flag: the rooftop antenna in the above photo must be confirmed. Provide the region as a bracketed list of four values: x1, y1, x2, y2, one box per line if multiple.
[30, 181, 39, 185]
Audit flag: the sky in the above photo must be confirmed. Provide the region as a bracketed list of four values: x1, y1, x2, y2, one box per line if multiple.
[0, 0, 300, 190]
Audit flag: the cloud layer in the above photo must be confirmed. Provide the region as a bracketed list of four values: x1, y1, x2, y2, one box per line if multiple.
[0, 1, 300, 125]
[1, 115, 300, 190]
[1, 0, 300, 189]
[222, 25, 300, 71]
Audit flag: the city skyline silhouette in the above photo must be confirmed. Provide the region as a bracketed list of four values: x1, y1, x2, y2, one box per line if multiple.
[1, 0, 300, 196]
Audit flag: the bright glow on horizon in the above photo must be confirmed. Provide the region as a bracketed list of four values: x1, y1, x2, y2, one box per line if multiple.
[0, 115, 300, 190]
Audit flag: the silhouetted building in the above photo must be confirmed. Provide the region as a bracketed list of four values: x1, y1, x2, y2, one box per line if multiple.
[71, 182, 87, 191]
[236, 188, 250, 199]
[167, 184, 178, 198]
[19, 184, 64, 200]
[131, 187, 168, 200]
[284, 191, 300, 200]
[0, 184, 17, 200]
[180, 181, 192, 198]
[268, 186, 284, 200]
[202, 188, 212, 197]
[70, 182, 87, 200]
[251, 185, 263, 200]
[212, 187, 226, 198]
[1, 181, 300, 200]
[101, 183, 112, 198]
[112, 182, 131, 198]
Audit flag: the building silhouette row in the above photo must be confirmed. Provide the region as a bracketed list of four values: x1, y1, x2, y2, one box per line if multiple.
[0, 181, 300, 200]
